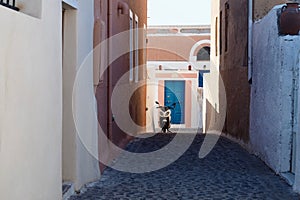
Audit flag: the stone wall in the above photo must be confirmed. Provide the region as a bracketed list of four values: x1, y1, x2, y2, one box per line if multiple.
[219, 0, 250, 142]
[250, 7, 300, 193]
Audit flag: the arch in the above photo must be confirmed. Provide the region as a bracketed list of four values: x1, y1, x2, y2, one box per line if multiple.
[189, 39, 211, 61]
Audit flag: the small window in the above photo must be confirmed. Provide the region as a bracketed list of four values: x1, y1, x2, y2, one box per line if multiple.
[143, 24, 147, 80]
[197, 47, 210, 61]
[225, 2, 229, 52]
[215, 17, 218, 56]
[220, 11, 222, 55]
[135, 15, 139, 82]
[129, 11, 134, 81]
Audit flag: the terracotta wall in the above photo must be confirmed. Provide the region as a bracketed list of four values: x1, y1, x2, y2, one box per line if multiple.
[94, 0, 147, 164]
[218, 0, 250, 142]
[129, 0, 147, 131]
[216, 0, 286, 141]
[94, 0, 108, 171]
[147, 35, 210, 61]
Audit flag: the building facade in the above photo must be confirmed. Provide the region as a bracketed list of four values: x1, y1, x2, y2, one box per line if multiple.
[146, 25, 210, 131]
[0, 1, 65, 199]
[250, 5, 300, 192]
[0, 0, 147, 199]
[208, 0, 300, 193]
[94, 0, 147, 170]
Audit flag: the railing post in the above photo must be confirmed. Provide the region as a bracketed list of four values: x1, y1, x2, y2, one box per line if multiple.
[0, 0, 19, 11]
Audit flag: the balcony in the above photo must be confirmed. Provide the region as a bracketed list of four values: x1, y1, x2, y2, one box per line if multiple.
[0, 0, 19, 11]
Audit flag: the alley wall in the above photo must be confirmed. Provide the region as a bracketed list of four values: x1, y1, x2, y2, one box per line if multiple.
[219, 0, 250, 142]
[250, 6, 300, 192]
[0, 1, 62, 199]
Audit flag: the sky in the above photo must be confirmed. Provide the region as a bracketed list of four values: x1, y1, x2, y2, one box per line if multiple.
[147, 0, 211, 26]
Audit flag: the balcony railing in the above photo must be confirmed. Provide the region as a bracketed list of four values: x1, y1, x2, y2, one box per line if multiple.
[0, 0, 19, 11]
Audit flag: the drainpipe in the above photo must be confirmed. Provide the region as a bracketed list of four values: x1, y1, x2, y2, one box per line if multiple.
[248, 0, 253, 83]
[107, 0, 113, 140]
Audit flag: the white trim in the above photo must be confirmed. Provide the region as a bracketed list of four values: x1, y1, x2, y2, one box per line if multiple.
[147, 33, 210, 37]
[189, 40, 211, 61]
[148, 25, 210, 28]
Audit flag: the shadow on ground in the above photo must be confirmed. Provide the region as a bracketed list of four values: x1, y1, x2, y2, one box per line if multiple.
[69, 133, 300, 200]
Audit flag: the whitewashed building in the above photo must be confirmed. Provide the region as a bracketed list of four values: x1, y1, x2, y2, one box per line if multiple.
[146, 25, 210, 132]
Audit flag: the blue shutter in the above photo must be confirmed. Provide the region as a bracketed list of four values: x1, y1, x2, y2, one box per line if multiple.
[198, 72, 203, 87]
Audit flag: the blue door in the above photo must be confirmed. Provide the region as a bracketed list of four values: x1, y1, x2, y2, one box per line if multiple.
[164, 81, 185, 124]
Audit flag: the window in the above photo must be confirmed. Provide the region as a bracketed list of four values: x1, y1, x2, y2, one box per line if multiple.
[219, 11, 222, 55]
[135, 15, 139, 83]
[143, 24, 147, 80]
[225, 2, 229, 52]
[129, 11, 134, 81]
[197, 47, 210, 61]
[215, 17, 218, 56]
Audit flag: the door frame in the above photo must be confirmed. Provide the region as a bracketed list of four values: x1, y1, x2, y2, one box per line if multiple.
[164, 80, 186, 124]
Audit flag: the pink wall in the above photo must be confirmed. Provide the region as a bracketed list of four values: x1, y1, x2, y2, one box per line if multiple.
[94, 0, 147, 172]
[185, 80, 192, 128]
[148, 35, 210, 61]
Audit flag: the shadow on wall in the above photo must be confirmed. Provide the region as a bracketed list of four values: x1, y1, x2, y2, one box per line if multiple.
[205, 99, 224, 133]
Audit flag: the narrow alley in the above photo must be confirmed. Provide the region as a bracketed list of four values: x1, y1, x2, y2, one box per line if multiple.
[69, 133, 300, 200]
[2, 0, 300, 199]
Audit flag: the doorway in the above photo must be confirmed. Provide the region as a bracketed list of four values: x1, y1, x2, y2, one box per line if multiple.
[164, 80, 185, 124]
[62, 1, 77, 197]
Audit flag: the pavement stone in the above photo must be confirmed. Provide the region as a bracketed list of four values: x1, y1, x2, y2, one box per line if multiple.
[69, 133, 300, 200]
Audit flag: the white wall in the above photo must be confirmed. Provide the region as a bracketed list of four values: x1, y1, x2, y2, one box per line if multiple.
[146, 65, 159, 132]
[62, 0, 100, 191]
[0, 0, 100, 199]
[250, 6, 300, 191]
[146, 62, 201, 131]
[203, 0, 225, 132]
[62, 2, 78, 187]
[74, 0, 100, 189]
[296, 57, 300, 192]
[0, 1, 62, 199]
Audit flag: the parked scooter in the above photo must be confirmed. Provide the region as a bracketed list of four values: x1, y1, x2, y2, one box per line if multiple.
[155, 101, 176, 133]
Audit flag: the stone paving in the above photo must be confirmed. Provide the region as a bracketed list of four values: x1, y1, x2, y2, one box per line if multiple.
[69, 133, 300, 200]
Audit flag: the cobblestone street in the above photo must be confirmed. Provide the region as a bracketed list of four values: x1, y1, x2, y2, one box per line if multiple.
[69, 133, 300, 200]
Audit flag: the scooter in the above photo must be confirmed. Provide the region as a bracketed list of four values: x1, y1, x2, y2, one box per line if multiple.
[155, 101, 176, 133]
